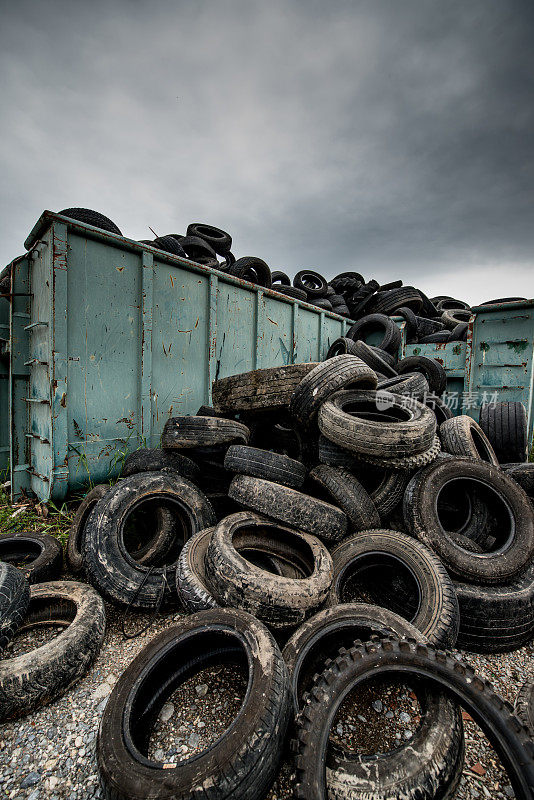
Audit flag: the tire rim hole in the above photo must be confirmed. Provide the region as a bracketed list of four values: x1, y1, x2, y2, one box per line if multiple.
[121, 496, 194, 567]
[337, 554, 421, 624]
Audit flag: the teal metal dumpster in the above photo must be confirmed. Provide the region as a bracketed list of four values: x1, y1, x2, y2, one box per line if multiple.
[4, 212, 353, 502]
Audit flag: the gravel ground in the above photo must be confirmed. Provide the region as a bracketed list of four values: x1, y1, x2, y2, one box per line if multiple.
[0, 602, 532, 800]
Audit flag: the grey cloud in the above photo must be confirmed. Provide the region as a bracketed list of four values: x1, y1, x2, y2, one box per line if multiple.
[1, 0, 533, 304]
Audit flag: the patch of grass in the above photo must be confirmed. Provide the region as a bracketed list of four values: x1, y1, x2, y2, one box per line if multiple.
[0, 488, 77, 546]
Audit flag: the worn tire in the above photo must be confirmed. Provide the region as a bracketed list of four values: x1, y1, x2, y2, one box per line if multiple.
[83, 471, 215, 609]
[397, 355, 447, 396]
[0, 581, 105, 721]
[370, 286, 424, 315]
[340, 340, 397, 378]
[454, 561, 534, 653]
[282, 603, 426, 706]
[97, 608, 291, 800]
[515, 681, 534, 735]
[205, 512, 333, 627]
[212, 363, 318, 414]
[274, 285, 308, 301]
[440, 415, 499, 464]
[161, 416, 249, 449]
[293, 639, 534, 800]
[176, 527, 218, 613]
[325, 338, 361, 359]
[377, 372, 430, 399]
[0, 532, 63, 584]
[328, 529, 459, 647]
[404, 457, 534, 584]
[57, 208, 122, 235]
[224, 445, 306, 489]
[309, 465, 381, 532]
[353, 434, 441, 471]
[271, 270, 291, 286]
[289, 355, 376, 427]
[67, 485, 111, 573]
[501, 463, 534, 499]
[152, 235, 187, 257]
[229, 474, 347, 542]
[318, 389, 437, 457]
[121, 447, 200, 480]
[294, 270, 328, 298]
[347, 314, 402, 356]
[0, 563, 30, 651]
[351, 464, 411, 518]
[186, 223, 232, 254]
[227, 256, 272, 288]
[479, 401, 528, 463]
[425, 393, 453, 425]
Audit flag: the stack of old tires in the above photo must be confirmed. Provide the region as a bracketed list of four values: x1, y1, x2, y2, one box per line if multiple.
[49, 349, 533, 799]
[0, 533, 105, 722]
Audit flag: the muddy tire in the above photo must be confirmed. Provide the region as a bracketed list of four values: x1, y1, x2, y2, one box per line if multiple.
[440, 415, 499, 464]
[397, 355, 447, 396]
[176, 527, 218, 613]
[212, 363, 318, 414]
[282, 603, 426, 706]
[224, 445, 306, 489]
[501, 463, 534, 499]
[229, 474, 348, 543]
[83, 472, 215, 609]
[0, 532, 63, 584]
[290, 355, 377, 427]
[318, 389, 436, 457]
[377, 372, 430, 399]
[97, 608, 291, 800]
[515, 681, 534, 735]
[354, 435, 441, 471]
[0, 563, 30, 651]
[309, 465, 380, 531]
[479, 401, 528, 463]
[0, 581, 105, 721]
[404, 457, 534, 584]
[67, 485, 111, 573]
[293, 639, 534, 800]
[121, 448, 200, 480]
[350, 465, 411, 519]
[328, 529, 459, 647]
[161, 416, 249, 449]
[205, 512, 333, 628]
[343, 340, 398, 378]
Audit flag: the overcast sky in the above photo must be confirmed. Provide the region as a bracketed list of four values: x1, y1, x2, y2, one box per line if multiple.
[1, 0, 533, 304]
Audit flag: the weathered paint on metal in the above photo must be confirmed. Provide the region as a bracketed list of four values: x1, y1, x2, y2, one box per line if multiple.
[8, 212, 353, 501]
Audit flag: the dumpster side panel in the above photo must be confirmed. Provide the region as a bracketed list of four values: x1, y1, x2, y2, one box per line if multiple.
[404, 341, 467, 413]
[0, 293, 9, 474]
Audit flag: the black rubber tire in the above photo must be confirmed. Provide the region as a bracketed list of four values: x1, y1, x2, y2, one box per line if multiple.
[396, 306, 418, 341]
[370, 286, 423, 315]
[205, 512, 333, 628]
[152, 235, 187, 257]
[97, 608, 291, 800]
[404, 457, 534, 585]
[294, 270, 328, 298]
[83, 471, 216, 609]
[290, 355, 377, 427]
[313, 297, 333, 310]
[425, 393, 453, 426]
[67, 484, 111, 573]
[501, 463, 534, 499]
[274, 285, 308, 300]
[328, 529, 459, 647]
[479, 401, 529, 463]
[224, 445, 306, 489]
[121, 448, 201, 481]
[419, 332, 451, 343]
[186, 223, 232, 254]
[173, 235, 218, 263]
[282, 603, 426, 706]
[415, 316, 446, 338]
[176, 527, 218, 612]
[440, 415, 499, 464]
[293, 638, 534, 800]
[57, 208, 122, 235]
[448, 321, 468, 341]
[454, 561, 534, 653]
[515, 681, 534, 735]
[397, 355, 447, 395]
[0, 532, 63, 584]
[0, 581, 106, 721]
[350, 464, 411, 519]
[309, 465, 381, 532]
[342, 340, 398, 378]
[161, 416, 249, 449]
[353, 435, 441, 472]
[0, 563, 30, 651]
[228, 474, 348, 543]
[377, 372, 430, 399]
[330, 272, 365, 292]
[318, 389, 437, 457]
[347, 314, 402, 356]
[212, 363, 318, 414]
[436, 298, 471, 312]
[378, 279, 403, 291]
[227, 256, 272, 288]
[271, 270, 291, 286]
[325, 337, 361, 359]
[441, 308, 472, 330]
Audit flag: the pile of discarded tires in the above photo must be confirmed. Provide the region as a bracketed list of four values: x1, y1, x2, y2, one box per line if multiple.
[15, 351, 524, 798]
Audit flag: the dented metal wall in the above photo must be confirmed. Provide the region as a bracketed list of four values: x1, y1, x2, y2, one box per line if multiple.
[6, 212, 352, 502]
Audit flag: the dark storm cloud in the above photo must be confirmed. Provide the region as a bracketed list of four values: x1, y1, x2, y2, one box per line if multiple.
[1, 0, 533, 302]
